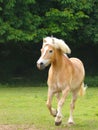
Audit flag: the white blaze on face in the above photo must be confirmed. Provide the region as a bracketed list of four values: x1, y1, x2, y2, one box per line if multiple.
[37, 46, 51, 67]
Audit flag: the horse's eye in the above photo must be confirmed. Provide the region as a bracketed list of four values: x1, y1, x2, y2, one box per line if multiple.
[49, 50, 53, 53]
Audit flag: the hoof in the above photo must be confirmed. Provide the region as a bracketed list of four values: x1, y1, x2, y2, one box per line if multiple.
[68, 122, 74, 125]
[53, 114, 56, 117]
[68, 118, 74, 125]
[55, 121, 62, 126]
[53, 110, 58, 117]
[52, 109, 58, 117]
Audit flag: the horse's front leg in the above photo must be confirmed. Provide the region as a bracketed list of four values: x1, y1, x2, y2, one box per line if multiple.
[55, 92, 61, 103]
[55, 87, 70, 126]
[46, 88, 57, 117]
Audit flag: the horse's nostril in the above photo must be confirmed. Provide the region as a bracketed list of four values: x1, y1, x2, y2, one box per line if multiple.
[40, 62, 43, 65]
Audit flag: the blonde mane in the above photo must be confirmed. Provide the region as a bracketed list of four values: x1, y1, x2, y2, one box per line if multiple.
[43, 36, 71, 54]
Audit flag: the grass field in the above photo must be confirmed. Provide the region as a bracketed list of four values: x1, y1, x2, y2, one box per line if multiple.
[0, 85, 98, 130]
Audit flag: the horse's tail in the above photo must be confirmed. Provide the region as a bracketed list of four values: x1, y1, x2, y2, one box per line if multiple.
[79, 83, 87, 96]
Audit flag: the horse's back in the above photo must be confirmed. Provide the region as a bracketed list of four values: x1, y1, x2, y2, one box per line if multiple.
[70, 57, 84, 72]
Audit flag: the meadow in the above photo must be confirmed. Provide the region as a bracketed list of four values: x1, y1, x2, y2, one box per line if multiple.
[0, 85, 98, 130]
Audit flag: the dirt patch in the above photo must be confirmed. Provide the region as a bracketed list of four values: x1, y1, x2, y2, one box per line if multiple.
[0, 124, 71, 130]
[0, 125, 39, 130]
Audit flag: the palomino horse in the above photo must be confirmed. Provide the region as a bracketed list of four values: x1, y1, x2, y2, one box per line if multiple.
[37, 36, 86, 126]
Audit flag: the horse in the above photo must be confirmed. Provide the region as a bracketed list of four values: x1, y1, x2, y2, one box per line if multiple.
[37, 36, 86, 126]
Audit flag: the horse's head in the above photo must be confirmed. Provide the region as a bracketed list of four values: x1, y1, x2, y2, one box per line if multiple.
[37, 36, 71, 70]
[37, 44, 55, 70]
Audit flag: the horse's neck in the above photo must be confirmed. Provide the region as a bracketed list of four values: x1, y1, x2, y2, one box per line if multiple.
[51, 50, 71, 70]
[51, 52, 66, 71]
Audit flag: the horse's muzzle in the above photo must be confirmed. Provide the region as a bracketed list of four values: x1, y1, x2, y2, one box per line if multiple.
[37, 62, 46, 70]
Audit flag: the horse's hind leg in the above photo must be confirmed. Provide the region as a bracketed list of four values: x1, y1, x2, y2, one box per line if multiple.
[68, 90, 78, 124]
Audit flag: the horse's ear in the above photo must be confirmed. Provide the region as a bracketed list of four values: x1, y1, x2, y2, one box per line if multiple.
[51, 35, 53, 38]
[52, 38, 55, 44]
[43, 38, 46, 43]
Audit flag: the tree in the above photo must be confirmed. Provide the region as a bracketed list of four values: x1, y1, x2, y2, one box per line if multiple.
[0, 0, 98, 82]
[43, 0, 98, 46]
[0, 0, 41, 42]
[0, 0, 98, 46]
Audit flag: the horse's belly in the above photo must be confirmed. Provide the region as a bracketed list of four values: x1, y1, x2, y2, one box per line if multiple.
[48, 79, 67, 93]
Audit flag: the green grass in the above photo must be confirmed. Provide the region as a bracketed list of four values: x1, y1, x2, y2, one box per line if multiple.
[0, 85, 98, 130]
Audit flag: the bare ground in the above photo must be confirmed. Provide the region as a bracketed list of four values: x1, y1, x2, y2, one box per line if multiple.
[0, 125, 39, 130]
[0, 124, 71, 130]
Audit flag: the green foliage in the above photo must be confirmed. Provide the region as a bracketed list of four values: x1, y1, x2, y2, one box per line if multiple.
[0, 0, 42, 42]
[0, 0, 98, 45]
[44, 8, 89, 40]
[83, 1, 98, 44]
[85, 76, 98, 87]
